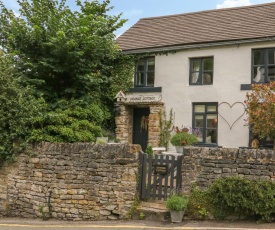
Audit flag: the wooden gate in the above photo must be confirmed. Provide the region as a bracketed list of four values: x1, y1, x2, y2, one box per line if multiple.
[138, 152, 183, 200]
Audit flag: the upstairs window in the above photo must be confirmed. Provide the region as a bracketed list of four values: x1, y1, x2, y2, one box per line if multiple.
[252, 48, 275, 83]
[135, 57, 155, 87]
[190, 57, 213, 85]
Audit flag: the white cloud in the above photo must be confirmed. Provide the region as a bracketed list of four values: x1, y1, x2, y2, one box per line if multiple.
[216, 0, 252, 9]
[13, 10, 20, 18]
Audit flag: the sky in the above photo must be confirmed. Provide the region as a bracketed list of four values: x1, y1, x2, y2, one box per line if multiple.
[1, 0, 275, 37]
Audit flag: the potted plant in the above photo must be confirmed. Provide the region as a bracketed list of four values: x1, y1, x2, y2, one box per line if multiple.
[170, 127, 198, 153]
[166, 194, 189, 223]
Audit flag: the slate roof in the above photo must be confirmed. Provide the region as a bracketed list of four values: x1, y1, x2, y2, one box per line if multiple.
[116, 2, 275, 53]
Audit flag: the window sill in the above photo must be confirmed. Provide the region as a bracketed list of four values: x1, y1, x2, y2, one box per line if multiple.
[240, 84, 252, 90]
[128, 87, 162, 93]
[241, 83, 273, 90]
[189, 84, 213, 86]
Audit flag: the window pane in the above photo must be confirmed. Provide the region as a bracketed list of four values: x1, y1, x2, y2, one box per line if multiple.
[192, 60, 200, 71]
[137, 60, 144, 72]
[194, 105, 205, 113]
[203, 58, 213, 71]
[207, 114, 218, 128]
[136, 72, 144, 85]
[253, 66, 265, 83]
[195, 115, 204, 128]
[147, 72, 154, 86]
[202, 73, 213, 84]
[207, 105, 217, 112]
[268, 66, 275, 82]
[191, 72, 199, 83]
[268, 50, 275, 65]
[206, 129, 217, 143]
[195, 128, 203, 142]
[147, 57, 155, 71]
[253, 50, 264, 65]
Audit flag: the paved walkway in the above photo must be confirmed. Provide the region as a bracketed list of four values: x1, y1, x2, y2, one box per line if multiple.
[0, 218, 275, 230]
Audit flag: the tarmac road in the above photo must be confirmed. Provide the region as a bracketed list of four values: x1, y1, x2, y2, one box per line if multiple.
[0, 218, 275, 230]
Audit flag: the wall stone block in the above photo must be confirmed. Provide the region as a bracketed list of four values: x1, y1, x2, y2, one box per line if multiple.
[0, 143, 139, 220]
[182, 147, 275, 192]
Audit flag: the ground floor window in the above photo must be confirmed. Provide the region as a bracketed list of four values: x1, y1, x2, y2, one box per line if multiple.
[193, 102, 218, 145]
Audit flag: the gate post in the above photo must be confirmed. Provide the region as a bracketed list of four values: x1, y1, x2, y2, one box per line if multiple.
[138, 151, 147, 200]
[176, 155, 183, 191]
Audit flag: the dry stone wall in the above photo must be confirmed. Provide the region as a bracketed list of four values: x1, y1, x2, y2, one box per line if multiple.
[1, 144, 275, 220]
[0, 143, 140, 220]
[182, 147, 275, 192]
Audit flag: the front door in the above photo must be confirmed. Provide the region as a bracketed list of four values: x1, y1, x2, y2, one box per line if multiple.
[133, 108, 150, 151]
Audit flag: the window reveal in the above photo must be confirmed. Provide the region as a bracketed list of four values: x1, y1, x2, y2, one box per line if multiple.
[252, 48, 275, 83]
[135, 57, 155, 87]
[193, 103, 218, 144]
[190, 57, 214, 85]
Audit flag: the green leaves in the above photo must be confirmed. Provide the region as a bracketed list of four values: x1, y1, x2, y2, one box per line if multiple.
[207, 177, 275, 221]
[0, 0, 126, 101]
[0, 0, 133, 163]
[0, 53, 46, 163]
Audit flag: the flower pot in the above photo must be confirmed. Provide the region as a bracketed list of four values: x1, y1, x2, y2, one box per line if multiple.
[175, 146, 184, 153]
[170, 210, 185, 223]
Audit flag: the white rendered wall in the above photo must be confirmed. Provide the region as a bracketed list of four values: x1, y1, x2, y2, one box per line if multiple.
[154, 42, 275, 148]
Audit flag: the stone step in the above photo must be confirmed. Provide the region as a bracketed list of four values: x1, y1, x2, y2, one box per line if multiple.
[132, 201, 170, 221]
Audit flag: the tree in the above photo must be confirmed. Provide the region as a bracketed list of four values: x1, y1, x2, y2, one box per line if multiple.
[244, 82, 275, 148]
[0, 0, 131, 143]
[0, 52, 46, 163]
[0, 0, 126, 102]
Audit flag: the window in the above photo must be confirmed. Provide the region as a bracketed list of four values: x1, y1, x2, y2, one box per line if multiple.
[193, 103, 218, 145]
[190, 57, 213, 85]
[252, 48, 275, 83]
[135, 57, 155, 87]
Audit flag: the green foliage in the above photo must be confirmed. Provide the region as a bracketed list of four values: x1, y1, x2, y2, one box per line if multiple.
[0, 53, 46, 163]
[29, 100, 106, 143]
[109, 54, 135, 97]
[207, 177, 275, 221]
[166, 195, 189, 211]
[0, 0, 133, 149]
[170, 132, 198, 146]
[145, 146, 153, 156]
[0, 0, 126, 102]
[159, 108, 174, 149]
[186, 185, 210, 220]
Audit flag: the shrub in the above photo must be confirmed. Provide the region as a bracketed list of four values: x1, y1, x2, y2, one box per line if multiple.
[166, 195, 189, 211]
[186, 185, 211, 220]
[207, 177, 275, 221]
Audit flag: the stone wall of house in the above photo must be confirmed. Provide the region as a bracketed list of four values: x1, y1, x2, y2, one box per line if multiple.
[0, 143, 140, 220]
[115, 103, 164, 148]
[148, 105, 164, 147]
[182, 147, 275, 192]
[115, 104, 133, 144]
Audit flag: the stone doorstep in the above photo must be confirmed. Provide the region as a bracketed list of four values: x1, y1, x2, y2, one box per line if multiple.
[132, 201, 170, 221]
[140, 201, 168, 210]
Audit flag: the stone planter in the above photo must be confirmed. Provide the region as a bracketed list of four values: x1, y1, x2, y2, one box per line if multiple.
[170, 210, 185, 223]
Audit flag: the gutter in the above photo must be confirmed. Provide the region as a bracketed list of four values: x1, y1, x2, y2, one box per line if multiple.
[121, 37, 275, 55]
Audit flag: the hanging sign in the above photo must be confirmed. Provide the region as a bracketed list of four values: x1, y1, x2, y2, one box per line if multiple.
[125, 94, 162, 103]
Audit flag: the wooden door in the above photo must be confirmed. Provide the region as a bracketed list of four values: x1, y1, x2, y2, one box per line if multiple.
[133, 108, 150, 151]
